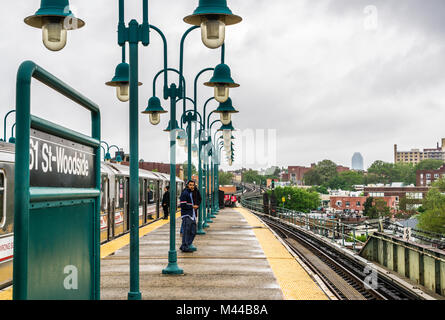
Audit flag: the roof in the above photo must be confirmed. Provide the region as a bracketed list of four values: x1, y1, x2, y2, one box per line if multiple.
[397, 218, 419, 229]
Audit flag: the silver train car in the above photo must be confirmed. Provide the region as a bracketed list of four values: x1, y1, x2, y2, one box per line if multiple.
[0, 142, 184, 289]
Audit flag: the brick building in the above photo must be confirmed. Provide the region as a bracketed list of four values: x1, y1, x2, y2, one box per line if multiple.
[288, 165, 315, 185]
[330, 196, 397, 213]
[394, 138, 445, 164]
[416, 164, 445, 186]
[288, 164, 350, 185]
[363, 185, 429, 210]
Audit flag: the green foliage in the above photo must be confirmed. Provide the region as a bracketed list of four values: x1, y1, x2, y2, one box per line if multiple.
[363, 197, 391, 219]
[346, 233, 368, 243]
[242, 169, 263, 184]
[398, 196, 419, 214]
[219, 171, 234, 185]
[415, 159, 444, 171]
[417, 178, 445, 234]
[308, 185, 329, 194]
[267, 186, 321, 213]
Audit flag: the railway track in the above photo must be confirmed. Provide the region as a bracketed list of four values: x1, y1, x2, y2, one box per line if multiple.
[253, 212, 422, 300]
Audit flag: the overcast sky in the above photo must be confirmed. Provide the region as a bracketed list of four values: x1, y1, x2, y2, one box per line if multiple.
[1, 1, 445, 171]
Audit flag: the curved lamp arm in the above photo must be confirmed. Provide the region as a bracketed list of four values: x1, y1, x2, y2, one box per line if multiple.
[3, 109, 15, 142]
[203, 97, 216, 129]
[194, 68, 214, 113]
[109, 145, 120, 153]
[101, 140, 110, 150]
[149, 24, 168, 98]
[152, 68, 186, 99]
[11, 123, 16, 138]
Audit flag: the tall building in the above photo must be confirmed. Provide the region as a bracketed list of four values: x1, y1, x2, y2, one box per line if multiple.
[351, 152, 364, 171]
[394, 138, 445, 164]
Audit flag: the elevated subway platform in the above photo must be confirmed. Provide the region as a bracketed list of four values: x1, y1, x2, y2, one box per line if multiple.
[100, 207, 328, 300]
[0, 207, 328, 300]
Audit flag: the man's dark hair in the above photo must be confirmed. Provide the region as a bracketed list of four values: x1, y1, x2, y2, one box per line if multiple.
[165, 185, 170, 191]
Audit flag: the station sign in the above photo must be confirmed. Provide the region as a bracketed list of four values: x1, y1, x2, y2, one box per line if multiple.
[29, 128, 95, 188]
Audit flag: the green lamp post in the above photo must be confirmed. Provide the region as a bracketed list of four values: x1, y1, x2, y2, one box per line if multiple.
[184, 0, 242, 49]
[24, 0, 85, 51]
[106, 0, 150, 300]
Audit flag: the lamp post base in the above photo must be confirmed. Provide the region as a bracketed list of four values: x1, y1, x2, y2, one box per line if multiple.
[203, 222, 210, 228]
[128, 291, 142, 300]
[162, 263, 184, 275]
[189, 244, 197, 251]
[210, 214, 216, 218]
[162, 250, 184, 275]
[206, 218, 213, 223]
[197, 228, 206, 235]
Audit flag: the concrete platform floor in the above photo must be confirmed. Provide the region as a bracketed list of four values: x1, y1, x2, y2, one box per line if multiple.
[100, 208, 285, 300]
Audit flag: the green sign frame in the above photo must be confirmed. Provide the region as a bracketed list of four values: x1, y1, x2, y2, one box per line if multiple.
[13, 61, 101, 300]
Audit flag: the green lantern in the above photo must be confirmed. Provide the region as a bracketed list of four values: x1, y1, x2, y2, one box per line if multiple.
[116, 154, 123, 163]
[141, 96, 167, 125]
[204, 64, 240, 103]
[104, 152, 111, 161]
[177, 129, 187, 148]
[184, 0, 242, 49]
[24, 0, 85, 51]
[214, 97, 239, 125]
[106, 63, 142, 103]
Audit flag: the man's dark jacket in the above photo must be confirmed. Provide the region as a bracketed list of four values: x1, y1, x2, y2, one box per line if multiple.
[162, 191, 170, 207]
[180, 188, 194, 218]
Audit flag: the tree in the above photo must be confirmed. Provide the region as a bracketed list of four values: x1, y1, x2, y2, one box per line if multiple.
[363, 197, 374, 217]
[303, 169, 321, 186]
[415, 159, 444, 171]
[269, 186, 321, 213]
[417, 178, 445, 234]
[219, 171, 234, 185]
[242, 169, 263, 184]
[363, 197, 390, 219]
[316, 160, 338, 185]
[327, 170, 364, 190]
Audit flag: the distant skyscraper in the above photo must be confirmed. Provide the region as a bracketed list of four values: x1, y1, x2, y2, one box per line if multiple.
[352, 152, 364, 171]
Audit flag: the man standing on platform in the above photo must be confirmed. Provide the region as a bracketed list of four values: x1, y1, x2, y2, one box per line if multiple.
[179, 180, 199, 252]
[161, 185, 170, 220]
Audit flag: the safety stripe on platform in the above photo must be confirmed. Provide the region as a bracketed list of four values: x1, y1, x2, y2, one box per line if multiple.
[236, 207, 328, 300]
[0, 287, 12, 300]
[101, 212, 181, 259]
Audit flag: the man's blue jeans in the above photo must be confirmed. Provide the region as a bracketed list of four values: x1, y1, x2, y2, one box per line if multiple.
[180, 217, 197, 251]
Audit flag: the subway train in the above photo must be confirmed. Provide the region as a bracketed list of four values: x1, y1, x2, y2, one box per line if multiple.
[0, 141, 184, 289]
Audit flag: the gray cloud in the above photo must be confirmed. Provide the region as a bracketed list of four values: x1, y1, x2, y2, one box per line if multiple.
[1, 1, 444, 172]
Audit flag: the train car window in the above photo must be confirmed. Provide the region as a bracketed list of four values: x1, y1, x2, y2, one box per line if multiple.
[147, 180, 155, 204]
[101, 177, 108, 211]
[117, 177, 124, 208]
[0, 171, 5, 228]
[139, 179, 143, 205]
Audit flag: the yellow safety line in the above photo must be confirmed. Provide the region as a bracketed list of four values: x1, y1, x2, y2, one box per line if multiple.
[236, 207, 328, 300]
[101, 211, 181, 259]
[0, 287, 12, 301]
